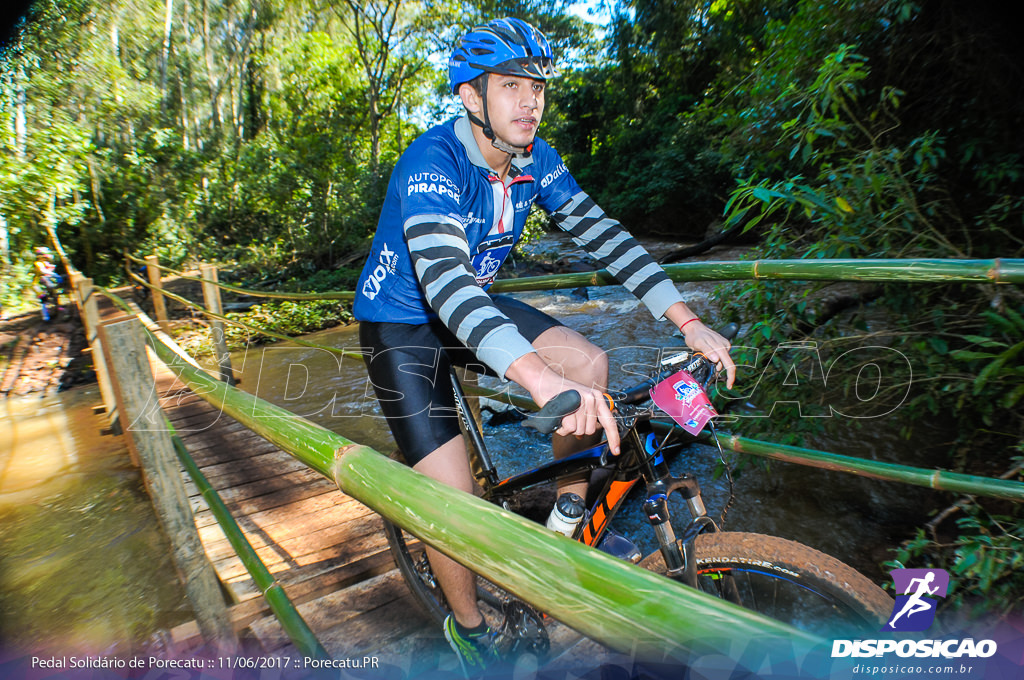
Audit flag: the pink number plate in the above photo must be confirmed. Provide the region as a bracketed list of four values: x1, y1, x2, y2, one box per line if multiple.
[649, 370, 717, 435]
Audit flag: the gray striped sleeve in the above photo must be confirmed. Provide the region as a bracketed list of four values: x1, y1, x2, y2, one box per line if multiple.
[404, 214, 535, 377]
[550, 192, 684, 319]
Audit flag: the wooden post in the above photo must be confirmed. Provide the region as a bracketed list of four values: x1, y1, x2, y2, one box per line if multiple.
[80, 277, 121, 433]
[199, 264, 235, 385]
[145, 254, 170, 333]
[101, 317, 237, 650]
[68, 271, 86, 318]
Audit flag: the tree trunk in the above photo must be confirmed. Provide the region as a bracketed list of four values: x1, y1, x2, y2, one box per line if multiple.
[201, 0, 221, 136]
[0, 214, 10, 266]
[160, 0, 174, 108]
[14, 63, 27, 158]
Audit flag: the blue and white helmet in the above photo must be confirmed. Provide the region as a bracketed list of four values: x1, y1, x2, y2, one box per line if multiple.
[448, 18, 557, 95]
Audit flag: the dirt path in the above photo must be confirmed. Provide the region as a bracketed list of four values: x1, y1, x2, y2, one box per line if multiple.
[0, 307, 93, 398]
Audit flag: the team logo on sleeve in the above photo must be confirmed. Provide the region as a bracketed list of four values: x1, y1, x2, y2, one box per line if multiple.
[540, 163, 567, 188]
[472, 233, 515, 286]
[362, 244, 399, 300]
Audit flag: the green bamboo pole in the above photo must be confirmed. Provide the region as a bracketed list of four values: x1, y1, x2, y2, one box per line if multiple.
[167, 427, 329, 660]
[694, 428, 1024, 502]
[134, 307, 821, 662]
[490, 258, 1024, 293]
[461, 384, 1024, 502]
[124, 253, 1024, 303]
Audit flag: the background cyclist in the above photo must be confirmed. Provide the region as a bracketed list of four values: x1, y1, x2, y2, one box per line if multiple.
[32, 246, 62, 321]
[353, 17, 736, 674]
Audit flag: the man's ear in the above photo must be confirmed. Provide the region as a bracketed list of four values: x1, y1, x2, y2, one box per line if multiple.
[458, 82, 482, 114]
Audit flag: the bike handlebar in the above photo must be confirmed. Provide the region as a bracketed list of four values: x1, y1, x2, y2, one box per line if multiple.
[521, 389, 582, 435]
[522, 323, 739, 434]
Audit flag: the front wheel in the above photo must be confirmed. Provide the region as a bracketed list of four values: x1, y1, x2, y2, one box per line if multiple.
[639, 531, 893, 636]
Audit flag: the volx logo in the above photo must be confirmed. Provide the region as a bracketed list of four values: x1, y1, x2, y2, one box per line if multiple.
[884, 568, 949, 632]
[361, 244, 398, 300]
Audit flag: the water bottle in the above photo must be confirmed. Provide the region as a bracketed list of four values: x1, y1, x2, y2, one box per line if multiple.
[546, 492, 585, 537]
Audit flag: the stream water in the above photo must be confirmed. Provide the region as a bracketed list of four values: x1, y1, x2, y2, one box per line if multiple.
[0, 385, 190, 657]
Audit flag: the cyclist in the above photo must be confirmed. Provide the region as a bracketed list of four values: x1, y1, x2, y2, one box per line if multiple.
[353, 17, 736, 675]
[32, 246, 62, 321]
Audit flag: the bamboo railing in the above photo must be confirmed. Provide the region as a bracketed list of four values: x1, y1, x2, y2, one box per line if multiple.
[107, 251, 1023, 660]
[492, 258, 1024, 292]
[125, 297, 820, 662]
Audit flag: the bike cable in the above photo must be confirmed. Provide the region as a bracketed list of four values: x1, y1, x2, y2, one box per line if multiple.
[707, 420, 736, 528]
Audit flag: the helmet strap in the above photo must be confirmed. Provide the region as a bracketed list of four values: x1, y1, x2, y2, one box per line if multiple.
[467, 75, 532, 158]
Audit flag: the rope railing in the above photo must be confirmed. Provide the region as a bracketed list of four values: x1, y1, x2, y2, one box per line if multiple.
[124, 253, 355, 301]
[122, 268, 361, 359]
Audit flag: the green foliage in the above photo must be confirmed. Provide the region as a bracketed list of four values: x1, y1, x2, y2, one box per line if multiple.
[174, 299, 351, 358]
[885, 480, 1024, 620]
[700, 7, 1024, 616]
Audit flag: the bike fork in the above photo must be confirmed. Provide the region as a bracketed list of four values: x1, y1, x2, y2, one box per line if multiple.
[634, 427, 708, 587]
[643, 489, 712, 589]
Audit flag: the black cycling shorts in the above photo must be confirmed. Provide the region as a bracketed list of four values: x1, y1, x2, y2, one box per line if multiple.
[359, 295, 563, 465]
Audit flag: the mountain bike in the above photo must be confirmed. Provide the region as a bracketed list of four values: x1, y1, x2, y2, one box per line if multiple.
[383, 324, 894, 657]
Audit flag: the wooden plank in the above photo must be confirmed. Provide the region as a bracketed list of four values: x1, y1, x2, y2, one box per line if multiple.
[224, 545, 397, 606]
[189, 485, 349, 530]
[192, 487, 363, 532]
[187, 467, 328, 506]
[188, 449, 313, 486]
[206, 514, 388, 575]
[198, 512, 382, 570]
[248, 571, 431, 657]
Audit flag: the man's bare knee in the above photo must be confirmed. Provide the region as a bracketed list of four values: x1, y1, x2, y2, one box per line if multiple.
[535, 327, 609, 389]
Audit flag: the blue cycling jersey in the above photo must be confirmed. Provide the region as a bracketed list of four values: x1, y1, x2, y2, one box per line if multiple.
[354, 116, 683, 377]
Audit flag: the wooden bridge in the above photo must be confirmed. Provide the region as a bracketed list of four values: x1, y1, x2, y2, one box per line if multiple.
[88, 289, 604, 675]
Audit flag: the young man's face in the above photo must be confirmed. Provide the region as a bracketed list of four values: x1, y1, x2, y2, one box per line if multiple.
[481, 73, 546, 148]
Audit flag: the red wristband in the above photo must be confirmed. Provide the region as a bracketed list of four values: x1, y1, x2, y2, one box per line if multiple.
[679, 317, 701, 332]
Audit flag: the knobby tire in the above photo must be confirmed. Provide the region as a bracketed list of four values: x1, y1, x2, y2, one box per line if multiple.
[640, 531, 894, 635]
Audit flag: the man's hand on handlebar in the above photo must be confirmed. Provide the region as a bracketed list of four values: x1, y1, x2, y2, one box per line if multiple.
[533, 369, 620, 457]
[664, 302, 737, 389]
[682, 322, 736, 389]
[551, 382, 620, 457]
[506, 352, 621, 456]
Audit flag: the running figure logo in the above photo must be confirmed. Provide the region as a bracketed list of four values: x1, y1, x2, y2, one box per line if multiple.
[883, 568, 949, 632]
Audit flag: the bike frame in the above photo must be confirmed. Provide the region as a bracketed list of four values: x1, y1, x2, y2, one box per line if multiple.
[448, 369, 719, 589]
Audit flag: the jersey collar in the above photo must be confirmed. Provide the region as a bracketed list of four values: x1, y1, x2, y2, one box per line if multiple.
[454, 116, 535, 177]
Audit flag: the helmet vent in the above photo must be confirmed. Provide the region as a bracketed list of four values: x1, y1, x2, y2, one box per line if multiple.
[469, 47, 493, 56]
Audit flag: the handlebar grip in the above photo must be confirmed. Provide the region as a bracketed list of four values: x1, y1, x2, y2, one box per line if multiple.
[522, 390, 582, 434]
[720, 322, 740, 342]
